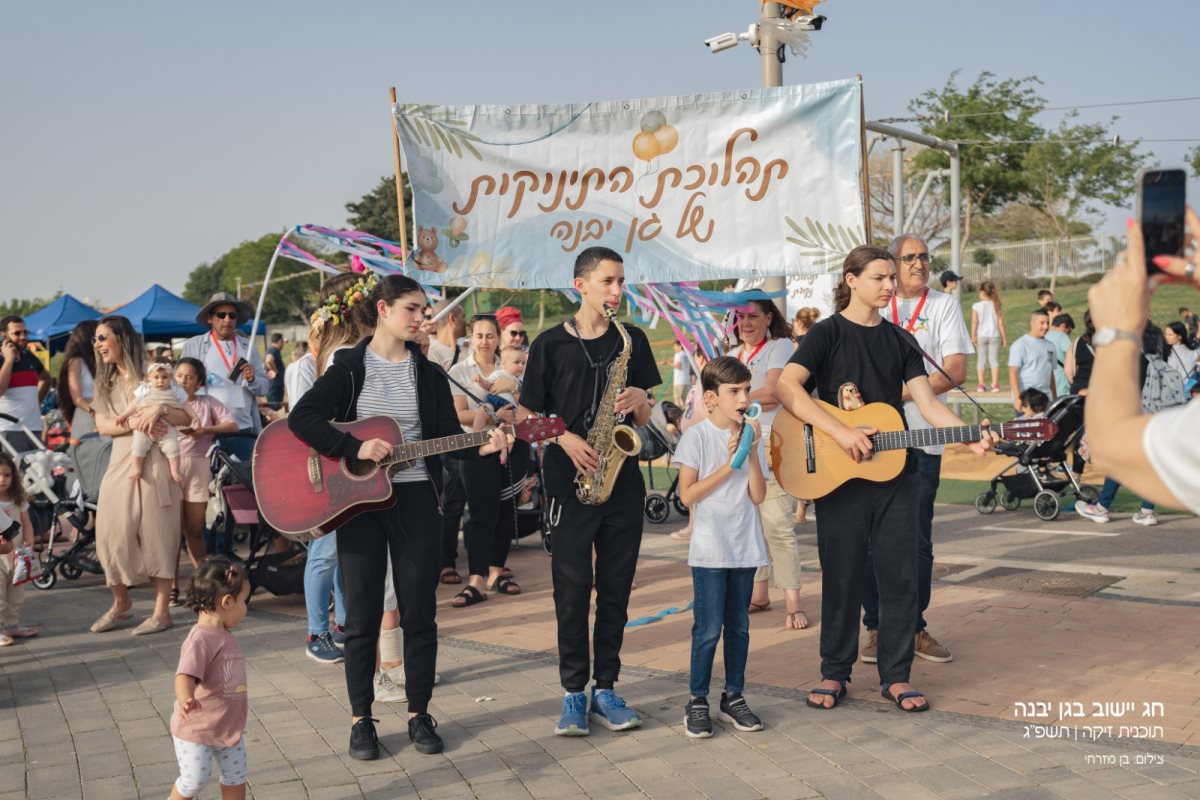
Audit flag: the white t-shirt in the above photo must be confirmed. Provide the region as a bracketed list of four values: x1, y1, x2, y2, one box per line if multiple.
[890, 289, 973, 455]
[672, 351, 690, 386]
[284, 352, 317, 407]
[1144, 402, 1200, 514]
[448, 352, 496, 433]
[733, 337, 794, 435]
[972, 300, 1001, 338]
[672, 418, 769, 569]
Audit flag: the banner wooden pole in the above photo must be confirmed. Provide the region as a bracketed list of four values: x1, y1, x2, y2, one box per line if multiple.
[389, 87, 409, 260]
[857, 73, 872, 244]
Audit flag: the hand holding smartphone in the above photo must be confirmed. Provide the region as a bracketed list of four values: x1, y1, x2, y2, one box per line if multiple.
[1137, 168, 1186, 277]
[228, 357, 249, 382]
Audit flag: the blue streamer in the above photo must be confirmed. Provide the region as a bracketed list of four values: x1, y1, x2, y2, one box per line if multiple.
[625, 600, 694, 628]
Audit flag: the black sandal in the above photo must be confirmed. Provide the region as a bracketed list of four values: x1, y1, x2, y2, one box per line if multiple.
[451, 586, 487, 607]
[440, 567, 462, 585]
[881, 684, 929, 713]
[168, 586, 182, 608]
[488, 576, 521, 595]
[805, 680, 848, 710]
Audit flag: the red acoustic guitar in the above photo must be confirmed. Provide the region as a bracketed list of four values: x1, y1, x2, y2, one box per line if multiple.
[253, 415, 564, 540]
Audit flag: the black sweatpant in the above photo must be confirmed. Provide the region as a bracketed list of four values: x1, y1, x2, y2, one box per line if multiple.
[550, 484, 645, 692]
[813, 470, 919, 687]
[337, 481, 441, 717]
[440, 461, 466, 569]
[462, 453, 515, 578]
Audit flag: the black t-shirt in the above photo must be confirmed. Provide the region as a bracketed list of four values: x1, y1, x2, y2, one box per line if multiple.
[265, 346, 285, 403]
[790, 314, 925, 418]
[1069, 338, 1094, 394]
[522, 320, 661, 498]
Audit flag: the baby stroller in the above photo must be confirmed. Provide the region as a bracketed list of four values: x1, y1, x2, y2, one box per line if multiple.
[640, 400, 687, 524]
[974, 395, 1098, 521]
[207, 435, 306, 601]
[33, 431, 106, 590]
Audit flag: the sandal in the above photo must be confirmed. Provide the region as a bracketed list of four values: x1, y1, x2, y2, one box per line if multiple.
[501, 567, 514, 579]
[806, 680, 848, 710]
[169, 586, 183, 607]
[440, 567, 462, 585]
[881, 683, 929, 713]
[488, 576, 521, 595]
[747, 601, 772, 614]
[785, 609, 810, 630]
[451, 586, 487, 607]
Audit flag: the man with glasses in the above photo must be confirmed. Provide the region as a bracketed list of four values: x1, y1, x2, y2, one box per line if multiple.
[860, 235, 972, 667]
[180, 293, 268, 462]
[0, 315, 52, 451]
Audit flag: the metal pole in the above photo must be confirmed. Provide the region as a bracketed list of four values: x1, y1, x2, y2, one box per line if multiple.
[950, 148, 962, 277]
[759, 2, 785, 297]
[892, 141, 905, 238]
[429, 287, 478, 326]
[249, 229, 292, 349]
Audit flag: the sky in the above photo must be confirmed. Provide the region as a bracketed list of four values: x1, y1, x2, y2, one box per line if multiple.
[3, 1, 1199, 307]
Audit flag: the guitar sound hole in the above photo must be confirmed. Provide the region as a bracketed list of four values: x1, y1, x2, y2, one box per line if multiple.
[346, 458, 377, 478]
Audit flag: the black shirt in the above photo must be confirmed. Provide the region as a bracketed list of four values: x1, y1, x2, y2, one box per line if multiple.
[790, 314, 925, 417]
[265, 346, 285, 403]
[1069, 338, 1094, 394]
[522, 320, 661, 498]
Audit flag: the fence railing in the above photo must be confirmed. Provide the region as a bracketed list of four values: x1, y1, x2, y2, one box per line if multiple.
[933, 235, 1126, 284]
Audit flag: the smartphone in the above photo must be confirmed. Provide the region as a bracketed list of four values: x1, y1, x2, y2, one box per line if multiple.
[227, 357, 249, 381]
[1137, 168, 1186, 275]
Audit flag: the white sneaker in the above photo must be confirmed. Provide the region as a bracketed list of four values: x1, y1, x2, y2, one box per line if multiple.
[1131, 509, 1159, 526]
[383, 665, 442, 686]
[373, 670, 407, 702]
[1075, 502, 1110, 524]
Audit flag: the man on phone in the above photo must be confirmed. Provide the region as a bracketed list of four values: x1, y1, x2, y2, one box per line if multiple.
[180, 292, 268, 461]
[0, 315, 52, 452]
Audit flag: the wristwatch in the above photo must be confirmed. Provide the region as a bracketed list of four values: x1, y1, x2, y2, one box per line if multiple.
[1092, 327, 1141, 348]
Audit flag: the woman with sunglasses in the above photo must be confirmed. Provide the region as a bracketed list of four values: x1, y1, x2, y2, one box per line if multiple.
[288, 275, 510, 761]
[88, 316, 194, 635]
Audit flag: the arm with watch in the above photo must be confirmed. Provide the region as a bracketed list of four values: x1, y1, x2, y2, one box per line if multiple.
[1084, 221, 1185, 508]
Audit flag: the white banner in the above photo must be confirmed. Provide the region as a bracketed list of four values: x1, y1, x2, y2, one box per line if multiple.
[394, 80, 865, 289]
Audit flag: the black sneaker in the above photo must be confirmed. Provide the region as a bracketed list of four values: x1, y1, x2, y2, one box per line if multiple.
[684, 697, 713, 739]
[408, 713, 444, 754]
[717, 692, 764, 732]
[349, 717, 380, 761]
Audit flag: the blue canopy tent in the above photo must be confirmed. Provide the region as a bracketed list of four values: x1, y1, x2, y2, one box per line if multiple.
[24, 294, 102, 353]
[109, 285, 264, 339]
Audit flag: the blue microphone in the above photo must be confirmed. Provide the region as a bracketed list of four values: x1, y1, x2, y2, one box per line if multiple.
[730, 401, 762, 469]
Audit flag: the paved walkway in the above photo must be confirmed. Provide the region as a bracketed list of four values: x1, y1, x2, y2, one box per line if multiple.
[3, 529, 1200, 799]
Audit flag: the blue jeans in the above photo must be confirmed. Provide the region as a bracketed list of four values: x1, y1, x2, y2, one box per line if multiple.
[689, 567, 756, 698]
[863, 451, 940, 633]
[217, 429, 256, 462]
[304, 532, 346, 636]
[1098, 478, 1153, 511]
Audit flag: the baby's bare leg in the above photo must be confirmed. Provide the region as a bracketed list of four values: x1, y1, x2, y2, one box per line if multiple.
[161, 427, 185, 484]
[129, 430, 153, 481]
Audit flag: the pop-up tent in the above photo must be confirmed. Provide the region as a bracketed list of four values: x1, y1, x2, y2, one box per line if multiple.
[24, 294, 102, 352]
[109, 284, 263, 339]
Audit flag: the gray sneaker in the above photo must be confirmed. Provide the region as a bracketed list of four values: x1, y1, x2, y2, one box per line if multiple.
[373, 670, 407, 702]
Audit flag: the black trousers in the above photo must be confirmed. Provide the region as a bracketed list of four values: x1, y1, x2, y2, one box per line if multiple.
[814, 470, 919, 687]
[337, 481, 441, 717]
[550, 484, 645, 692]
[440, 461, 466, 569]
[462, 453, 515, 578]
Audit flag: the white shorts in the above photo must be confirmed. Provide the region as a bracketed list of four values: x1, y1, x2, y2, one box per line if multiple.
[173, 735, 246, 796]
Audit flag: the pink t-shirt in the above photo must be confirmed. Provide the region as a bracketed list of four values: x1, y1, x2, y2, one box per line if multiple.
[169, 624, 248, 748]
[177, 394, 235, 459]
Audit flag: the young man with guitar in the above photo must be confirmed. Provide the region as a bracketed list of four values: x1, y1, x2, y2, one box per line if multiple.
[285, 275, 511, 760]
[860, 235, 973, 666]
[518, 246, 661, 736]
[774, 245, 998, 714]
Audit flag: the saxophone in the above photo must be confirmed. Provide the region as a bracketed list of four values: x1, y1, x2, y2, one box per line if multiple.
[575, 308, 642, 505]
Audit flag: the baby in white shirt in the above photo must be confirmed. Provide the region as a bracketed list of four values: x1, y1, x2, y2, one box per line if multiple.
[477, 345, 526, 408]
[114, 362, 200, 484]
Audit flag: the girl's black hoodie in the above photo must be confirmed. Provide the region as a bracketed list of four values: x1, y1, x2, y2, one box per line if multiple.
[287, 336, 472, 500]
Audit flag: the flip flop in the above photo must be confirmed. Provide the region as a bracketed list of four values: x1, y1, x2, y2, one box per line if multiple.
[881, 684, 930, 713]
[451, 586, 487, 608]
[806, 680, 848, 710]
[748, 601, 772, 614]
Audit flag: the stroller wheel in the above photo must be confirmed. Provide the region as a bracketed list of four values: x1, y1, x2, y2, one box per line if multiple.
[643, 494, 670, 524]
[1077, 485, 1100, 504]
[671, 496, 688, 517]
[1033, 491, 1061, 521]
[1001, 491, 1022, 511]
[33, 568, 57, 590]
[974, 492, 997, 514]
[60, 561, 83, 580]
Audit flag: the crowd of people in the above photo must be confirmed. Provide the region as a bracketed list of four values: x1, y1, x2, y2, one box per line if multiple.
[3, 218, 1200, 797]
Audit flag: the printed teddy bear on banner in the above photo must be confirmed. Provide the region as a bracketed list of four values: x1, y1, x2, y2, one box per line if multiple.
[413, 226, 447, 273]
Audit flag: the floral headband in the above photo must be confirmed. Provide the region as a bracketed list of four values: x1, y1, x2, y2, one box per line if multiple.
[310, 271, 380, 332]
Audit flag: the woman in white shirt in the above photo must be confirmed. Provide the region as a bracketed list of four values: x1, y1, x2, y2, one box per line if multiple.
[970, 281, 1007, 392]
[1163, 322, 1198, 383]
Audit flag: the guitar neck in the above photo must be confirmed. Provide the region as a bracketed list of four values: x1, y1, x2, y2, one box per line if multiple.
[870, 423, 996, 452]
[391, 428, 496, 463]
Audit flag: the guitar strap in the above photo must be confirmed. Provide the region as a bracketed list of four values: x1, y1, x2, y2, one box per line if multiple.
[429, 361, 506, 426]
[883, 323, 994, 422]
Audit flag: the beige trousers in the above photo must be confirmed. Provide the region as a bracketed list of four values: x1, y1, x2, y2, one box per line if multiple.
[754, 440, 802, 589]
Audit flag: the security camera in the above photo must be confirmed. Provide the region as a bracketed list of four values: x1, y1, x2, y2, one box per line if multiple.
[703, 32, 739, 53]
[790, 14, 827, 31]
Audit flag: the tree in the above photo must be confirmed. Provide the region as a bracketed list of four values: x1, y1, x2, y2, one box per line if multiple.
[970, 202, 1089, 243]
[345, 176, 413, 245]
[183, 233, 320, 324]
[1190, 144, 1200, 178]
[1023, 113, 1150, 289]
[910, 71, 1046, 257]
[972, 246, 997, 279]
[867, 149, 951, 246]
[0, 292, 63, 320]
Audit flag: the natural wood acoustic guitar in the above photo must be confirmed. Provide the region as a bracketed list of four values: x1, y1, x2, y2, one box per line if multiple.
[770, 400, 1056, 500]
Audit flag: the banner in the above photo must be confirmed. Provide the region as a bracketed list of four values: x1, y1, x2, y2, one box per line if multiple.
[394, 80, 865, 289]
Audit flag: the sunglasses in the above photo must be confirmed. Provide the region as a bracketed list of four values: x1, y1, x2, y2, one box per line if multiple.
[211, 311, 240, 320]
[91, 334, 110, 344]
[900, 253, 932, 264]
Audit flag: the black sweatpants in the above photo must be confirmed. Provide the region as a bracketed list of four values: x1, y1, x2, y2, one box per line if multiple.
[813, 470, 919, 687]
[462, 453, 515, 578]
[440, 461, 466, 569]
[337, 481, 441, 717]
[550, 484, 645, 692]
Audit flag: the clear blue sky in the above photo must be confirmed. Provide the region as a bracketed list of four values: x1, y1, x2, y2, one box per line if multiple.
[3, 1, 1198, 306]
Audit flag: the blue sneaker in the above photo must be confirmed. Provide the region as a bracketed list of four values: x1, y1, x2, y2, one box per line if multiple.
[330, 625, 346, 648]
[554, 692, 589, 736]
[305, 633, 344, 664]
[589, 688, 642, 731]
